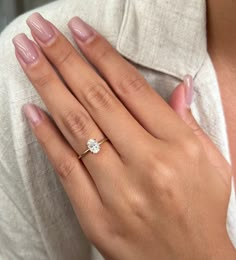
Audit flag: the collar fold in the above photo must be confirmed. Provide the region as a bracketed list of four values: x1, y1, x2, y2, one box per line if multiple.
[117, 0, 207, 79]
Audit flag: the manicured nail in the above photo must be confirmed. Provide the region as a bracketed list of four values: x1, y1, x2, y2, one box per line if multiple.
[13, 34, 38, 64]
[27, 13, 55, 43]
[22, 104, 43, 128]
[68, 17, 94, 42]
[183, 75, 194, 108]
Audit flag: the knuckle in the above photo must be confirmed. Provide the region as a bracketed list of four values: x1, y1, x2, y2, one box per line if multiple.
[85, 83, 113, 110]
[182, 134, 202, 158]
[87, 221, 103, 242]
[127, 194, 148, 221]
[147, 156, 175, 198]
[37, 129, 53, 148]
[54, 47, 75, 68]
[117, 73, 148, 95]
[33, 73, 56, 89]
[93, 43, 114, 64]
[146, 152, 162, 174]
[86, 217, 111, 246]
[186, 115, 204, 137]
[62, 109, 92, 137]
[56, 158, 77, 179]
[156, 173, 175, 200]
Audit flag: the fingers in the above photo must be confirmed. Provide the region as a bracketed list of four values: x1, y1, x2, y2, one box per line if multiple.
[67, 16, 189, 141]
[26, 13, 151, 159]
[169, 77, 230, 171]
[22, 103, 104, 224]
[13, 34, 123, 191]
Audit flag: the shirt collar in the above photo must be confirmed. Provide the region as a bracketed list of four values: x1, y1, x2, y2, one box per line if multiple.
[116, 0, 207, 80]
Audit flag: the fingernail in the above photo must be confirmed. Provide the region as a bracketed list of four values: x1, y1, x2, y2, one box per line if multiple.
[22, 104, 43, 128]
[27, 13, 55, 43]
[68, 17, 94, 42]
[13, 34, 38, 64]
[183, 75, 194, 108]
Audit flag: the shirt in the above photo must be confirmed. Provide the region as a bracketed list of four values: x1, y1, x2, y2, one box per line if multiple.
[0, 0, 235, 259]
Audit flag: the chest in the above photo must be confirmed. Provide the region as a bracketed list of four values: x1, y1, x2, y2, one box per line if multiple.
[208, 53, 236, 174]
[217, 73, 236, 176]
[221, 92, 236, 175]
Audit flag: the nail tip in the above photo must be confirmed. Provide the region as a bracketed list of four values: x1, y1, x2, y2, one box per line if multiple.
[22, 105, 29, 117]
[68, 17, 77, 27]
[26, 13, 39, 26]
[68, 16, 94, 42]
[183, 75, 193, 87]
[183, 74, 193, 81]
[28, 12, 42, 20]
[27, 13, 45, 28]
[13, 33, 27, 41]
[22, 103, 40, 115]
[69, 16, 84, 27]
[183, 75, 194, 107]
[22, 104, 42, 127]
[12, 34, 25, 46]
[26, 13, 55, 43]
[22, 103, 33, 110]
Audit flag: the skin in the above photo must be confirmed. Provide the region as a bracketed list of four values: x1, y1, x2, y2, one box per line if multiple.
[12, 11, 236, 260]
[207, 0, 236, 177]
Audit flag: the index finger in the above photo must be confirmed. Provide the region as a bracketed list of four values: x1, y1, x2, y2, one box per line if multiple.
[68, 16, 190, 141]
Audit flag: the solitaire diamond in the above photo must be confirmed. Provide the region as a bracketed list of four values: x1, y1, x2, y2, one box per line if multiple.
[87, 139, 100, 154]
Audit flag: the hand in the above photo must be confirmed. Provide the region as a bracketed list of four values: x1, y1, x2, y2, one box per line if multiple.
[13, 13, 235, 260]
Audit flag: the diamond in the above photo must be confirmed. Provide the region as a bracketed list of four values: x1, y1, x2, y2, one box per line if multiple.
[87, 139, 100, 154]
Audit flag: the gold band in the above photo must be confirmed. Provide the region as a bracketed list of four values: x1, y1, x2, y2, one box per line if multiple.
[78, 137, 108, 160]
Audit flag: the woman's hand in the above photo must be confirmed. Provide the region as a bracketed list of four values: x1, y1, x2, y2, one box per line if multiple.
[13, 13, 235, 260]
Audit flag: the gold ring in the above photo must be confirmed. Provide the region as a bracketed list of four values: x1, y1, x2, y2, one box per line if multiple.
[78, 137, 108, 160]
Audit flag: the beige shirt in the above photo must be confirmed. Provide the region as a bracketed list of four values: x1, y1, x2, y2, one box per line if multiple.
[0, 0, 235, 259]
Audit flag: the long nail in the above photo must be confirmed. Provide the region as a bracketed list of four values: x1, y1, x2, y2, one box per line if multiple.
[183, 75, 194, 108]
[13, 34, 38, 64]
[68, 17, 94, 42]
[22, 104, 43, 128]
[27, 12, 55, 43]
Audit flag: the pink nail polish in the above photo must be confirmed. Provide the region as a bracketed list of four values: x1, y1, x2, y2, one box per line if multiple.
[27, 13, 55, 43]
[22, 104, 43, 128]
[183, 75, 194, 108]
[13, 34, 38, 64]
[68, 17, 94, 42]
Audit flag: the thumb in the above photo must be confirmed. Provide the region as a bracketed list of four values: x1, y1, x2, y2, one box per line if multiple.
[169, 75, 228, 169]
[169, 75, 202, 137]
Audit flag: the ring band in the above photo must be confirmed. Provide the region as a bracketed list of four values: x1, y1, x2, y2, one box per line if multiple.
[78, 137, 108, 160]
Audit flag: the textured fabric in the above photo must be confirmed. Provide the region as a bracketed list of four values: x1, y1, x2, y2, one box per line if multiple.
[0, 0, 235, 259]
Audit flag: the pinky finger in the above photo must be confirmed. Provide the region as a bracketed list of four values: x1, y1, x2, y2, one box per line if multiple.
[22, 103, 103, 229]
